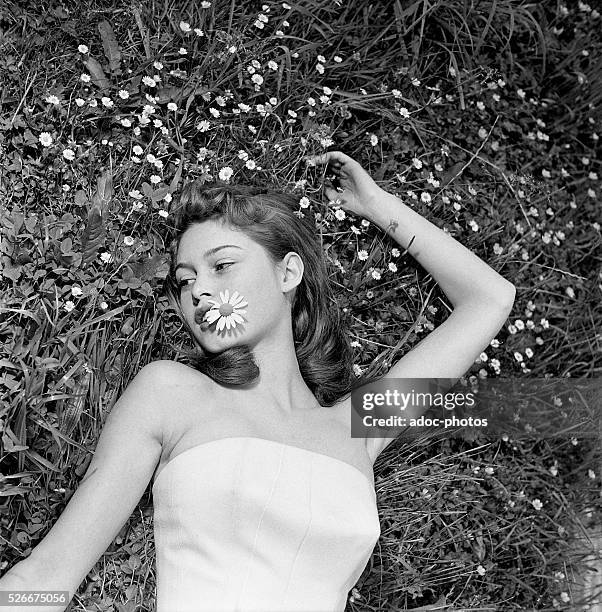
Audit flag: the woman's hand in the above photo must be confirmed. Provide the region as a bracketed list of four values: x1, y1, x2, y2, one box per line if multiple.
[304, 150, 386, 219]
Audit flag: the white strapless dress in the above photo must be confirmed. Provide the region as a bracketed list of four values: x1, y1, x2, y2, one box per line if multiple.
[152, 436, 381, 612]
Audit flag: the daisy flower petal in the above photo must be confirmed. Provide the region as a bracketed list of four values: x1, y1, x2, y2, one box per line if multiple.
[232, 313, 245, 324]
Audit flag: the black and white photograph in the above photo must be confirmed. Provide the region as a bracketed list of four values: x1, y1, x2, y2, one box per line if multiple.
[0, 1, 601, 611]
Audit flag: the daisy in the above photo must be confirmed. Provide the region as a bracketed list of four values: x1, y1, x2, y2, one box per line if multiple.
[39, 132, 53, 147]
[204, 289, 248, 331]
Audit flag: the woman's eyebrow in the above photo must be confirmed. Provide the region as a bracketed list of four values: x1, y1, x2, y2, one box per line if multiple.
[175, 244, 243, 271]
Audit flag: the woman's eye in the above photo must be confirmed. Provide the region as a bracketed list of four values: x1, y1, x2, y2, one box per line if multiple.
[177, 263, 233, 289]
[215, 262, 233, 272]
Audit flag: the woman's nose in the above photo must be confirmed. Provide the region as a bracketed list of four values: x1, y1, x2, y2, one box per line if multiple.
[190, 279, 213, 304]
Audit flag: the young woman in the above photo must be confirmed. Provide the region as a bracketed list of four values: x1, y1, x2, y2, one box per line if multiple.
[0, 151, 515, 611]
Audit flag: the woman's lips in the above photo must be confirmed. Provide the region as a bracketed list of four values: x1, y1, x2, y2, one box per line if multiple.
[194, 308, 210, 324]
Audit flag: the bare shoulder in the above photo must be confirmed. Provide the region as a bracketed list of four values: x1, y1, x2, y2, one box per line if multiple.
[137, 359, 213, 389]
[122, 360, 213, 431]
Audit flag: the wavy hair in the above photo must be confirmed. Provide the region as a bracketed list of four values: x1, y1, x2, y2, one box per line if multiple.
[162, 180, 363, 407]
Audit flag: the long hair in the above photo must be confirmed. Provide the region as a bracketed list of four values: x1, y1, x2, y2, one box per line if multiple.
[162, 180, 360, 407]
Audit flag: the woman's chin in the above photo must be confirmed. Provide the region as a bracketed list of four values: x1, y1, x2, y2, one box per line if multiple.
[195, 323, 245, 345]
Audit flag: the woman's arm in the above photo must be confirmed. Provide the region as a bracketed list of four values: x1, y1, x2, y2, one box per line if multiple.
[0, 360, 174, 611]
[305, 150, 514, 307]
[363, 191, 515, 308]
[360, 191, 515, 461]
[305, 151, 515, 462]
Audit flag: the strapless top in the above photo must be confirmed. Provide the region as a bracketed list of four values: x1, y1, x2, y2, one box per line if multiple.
[151, 436, 381, 612]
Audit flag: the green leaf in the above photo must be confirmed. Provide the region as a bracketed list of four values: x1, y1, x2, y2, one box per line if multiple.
[83, 56, 110, 92]
[60, 237, 73, 254]
[98, 20, 122, 74]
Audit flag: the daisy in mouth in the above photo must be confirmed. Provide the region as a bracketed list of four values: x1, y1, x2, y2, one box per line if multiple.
[203, 289, 248, 331]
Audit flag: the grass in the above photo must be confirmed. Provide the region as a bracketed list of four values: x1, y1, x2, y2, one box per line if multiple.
[0, 0, 601, 610]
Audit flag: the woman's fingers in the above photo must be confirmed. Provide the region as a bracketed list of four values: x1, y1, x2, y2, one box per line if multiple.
[304, 150, 353, 167]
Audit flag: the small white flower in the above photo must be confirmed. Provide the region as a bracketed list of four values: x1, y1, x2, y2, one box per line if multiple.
[588, 469, 596, 480]
[63, 148, 75, 161]
[39, 132, 53, 147]
[179, 21, 191, 32]
[420, 192, 431, 204]
[77, 44, 89, 54]
[150, 174, 161, 185]
[334, 209, 346, 221]
[142, 75, 156, 87]
[120, 118, 132, 127]
[391, 248, 400, 257]
[118, 89, 130, 99]
[64, 300, 76, 312]
[388, 262, 397, 273]
[100, 301, 108, 309]
[531, 498, 543, 510]
[123, 236, 135, 246]
[167, 102, 178, 111]
[45, 94, 61, 105]
[218, 166, 234, 181]
[476, 565, 486, 576]
[100, 252, 113, 263]
[178, 47, 188, 55]
[158, 209, 169, 218]
[412, 157, 423, 169]
[357, 250, 369, 261]
[164, 192, 173, 203]
[71, 286, 83, 297]
[80, 73, 91, 83]
[75, 98, 85, 107]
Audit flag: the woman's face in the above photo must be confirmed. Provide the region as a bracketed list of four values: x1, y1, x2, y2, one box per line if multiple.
[174, 219, 301, 351]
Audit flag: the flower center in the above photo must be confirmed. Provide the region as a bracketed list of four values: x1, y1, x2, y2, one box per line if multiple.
[219, 303, 234, 316]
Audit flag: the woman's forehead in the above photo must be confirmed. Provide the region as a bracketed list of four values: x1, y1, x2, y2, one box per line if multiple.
[177, 221, 251, 257]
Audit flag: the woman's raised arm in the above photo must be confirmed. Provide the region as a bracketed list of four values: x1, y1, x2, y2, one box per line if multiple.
[0, 360, 173, 611]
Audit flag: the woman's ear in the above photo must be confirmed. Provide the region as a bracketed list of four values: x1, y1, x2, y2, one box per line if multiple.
[278, 251, 304, 293]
